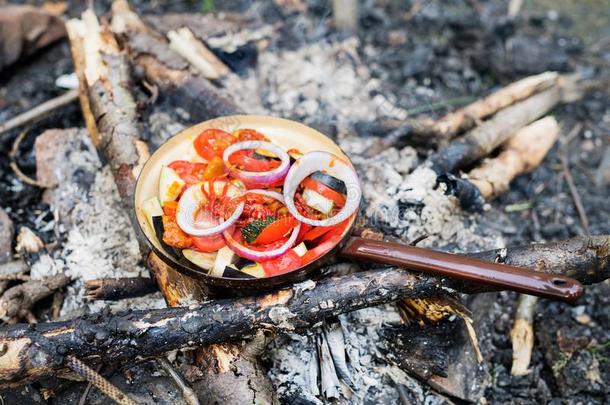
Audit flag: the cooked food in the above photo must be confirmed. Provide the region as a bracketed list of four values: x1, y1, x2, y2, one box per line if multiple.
[145, 128, 361, 278]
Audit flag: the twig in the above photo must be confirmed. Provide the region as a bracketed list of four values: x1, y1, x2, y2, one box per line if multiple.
[77, 364, 102, 405]
[0, 90, 78, 137]
[158, 358, 200, 405]
[510, 294, 538, 376]
[9, 127, 46, 188]
[560, 124, 590, 235]
[66, 355, 138, 405]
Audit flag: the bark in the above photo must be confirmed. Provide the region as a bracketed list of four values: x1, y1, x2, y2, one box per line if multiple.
[466, 116, 559, 199]
[0, 275, 70, 320]
[111, 0, 240, 123]
[426, 74, 586, 174]
[84, 277, 158, 301]
[1, 234, 609, 388]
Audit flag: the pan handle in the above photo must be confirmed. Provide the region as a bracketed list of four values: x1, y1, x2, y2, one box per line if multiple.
[339, 237, 583, 303]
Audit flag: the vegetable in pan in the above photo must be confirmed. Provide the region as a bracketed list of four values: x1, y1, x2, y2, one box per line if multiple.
[142, 128, 361, 279]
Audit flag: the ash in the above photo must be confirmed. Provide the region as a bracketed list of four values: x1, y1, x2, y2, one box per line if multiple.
[31, 154, 164, 317]
[224, 28, 502, 404]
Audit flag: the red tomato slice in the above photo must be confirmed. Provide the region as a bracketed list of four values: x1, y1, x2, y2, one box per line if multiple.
[228, 150, 281, 172]
[168, 160, 208, 185]
[194, 129, 236, 161]
[301, 218, 352, 264]
[254, 216, 297, 245]
[301, 177, 346, 207]
[234, 128, 269, 142]
[191, 234, 226, 253]
[302, 225, 333, 241]
[262, 249, 302, 276]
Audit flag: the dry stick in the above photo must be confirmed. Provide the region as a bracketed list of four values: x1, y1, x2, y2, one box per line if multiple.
[0, 275, 70, 320]
[1, 234, 609, 388]
[158, 358, 200, 405]
[466, 116, 560, 199]
[66, 355, 138, 405]
[376, 71, 559, 152]
[560, 124, 590, 235]
[427, 79, 573, 174]
[510, 294, 538, 376]
[9, 126, 47, 188]
[0, 90, 78, 137]
[84, 277, 158, 301]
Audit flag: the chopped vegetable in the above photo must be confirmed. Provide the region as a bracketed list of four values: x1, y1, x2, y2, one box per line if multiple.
[202, 156, 226, 180]
[142, 197, 163, 233]
[191, 233, 226, 253]
[194, 128, 236, 161]
[159, 166, 186, 204]
[254, 216, 297, 245]
[292, 242, 308, 257]
[241, 262, 265, 278]
[302, 188, 334, 214]
[211, 246, 236, 277]
[262, 250, 302, 276]
[182, 249, 216, 270]
[310, 171, 347, 194]
[302, 176, 346, 206]
[241, 216, 276, 244]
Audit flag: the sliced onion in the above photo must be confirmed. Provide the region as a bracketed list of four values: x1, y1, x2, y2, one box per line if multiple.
[222, 189, 301, 261]
[177, 181, 245, 236]
[283, 151, 361, 227]
[223, 141, 290, 186]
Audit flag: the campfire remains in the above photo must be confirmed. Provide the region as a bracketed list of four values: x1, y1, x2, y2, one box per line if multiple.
[0, 1, 609, 404]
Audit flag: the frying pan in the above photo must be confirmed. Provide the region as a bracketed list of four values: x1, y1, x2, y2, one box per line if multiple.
[134, 115, 583, 302]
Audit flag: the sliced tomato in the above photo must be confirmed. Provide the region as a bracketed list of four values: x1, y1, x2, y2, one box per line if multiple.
[194, 129, 236, 161]
[254, 216, 297, 245]
[191, 233, 226, 253]
[234, 128, 269, 142]
[168, 160, 207, 185]
[262, 249, 302, 276]
[301, 177, 346, 207]
[302, 225, 333, 241]
[301, 218, 352, 264]
[228, 150, 281, 172]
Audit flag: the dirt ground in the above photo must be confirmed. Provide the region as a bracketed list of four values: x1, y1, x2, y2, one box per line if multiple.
[1, 0, 609, 404]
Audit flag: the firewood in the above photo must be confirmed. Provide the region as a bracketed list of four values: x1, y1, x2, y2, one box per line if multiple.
[84, 277, 158, 301]
[1, 234, 608, 388]
[465, 116, 560, 199]
[110, 0, 240, 123]
[167, 27, 229, 79]
[370, 71, 560, 153]
[426, 74, 588, 174]
[0, 274, 70, 321]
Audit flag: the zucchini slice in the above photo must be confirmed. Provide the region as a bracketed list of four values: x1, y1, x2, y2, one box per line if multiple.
[310, 171, 347, 194]
[183, 249, 216, 271]
[241, 262, 265, 278]
[159, 166, 185, 204]
[211, 246, 236, 278]
[292, 242, 308, 257]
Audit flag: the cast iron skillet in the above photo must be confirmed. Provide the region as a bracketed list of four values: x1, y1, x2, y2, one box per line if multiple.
[134, 115, 583, 302]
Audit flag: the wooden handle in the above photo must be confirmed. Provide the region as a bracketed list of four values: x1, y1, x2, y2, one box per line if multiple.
[340, 237, 583, 303]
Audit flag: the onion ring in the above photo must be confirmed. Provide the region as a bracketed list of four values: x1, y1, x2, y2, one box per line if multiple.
[223, 141, 290, 186]
[222, 189, 301, 261]
[177, 181, 245, 236]
[283, 151, 361, 227]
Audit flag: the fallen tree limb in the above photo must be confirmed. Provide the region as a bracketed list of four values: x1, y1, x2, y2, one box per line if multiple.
[426, 74, 591, 174]
[1, 234, 608, 387]
[441, 116, 560, 209]
[0, 274, 70, 321]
